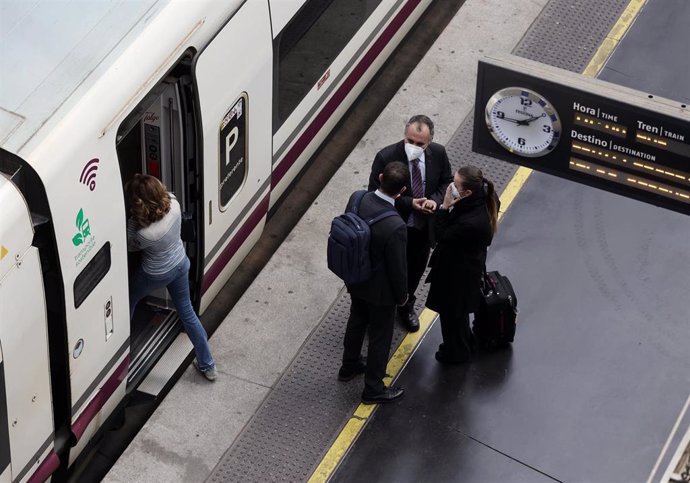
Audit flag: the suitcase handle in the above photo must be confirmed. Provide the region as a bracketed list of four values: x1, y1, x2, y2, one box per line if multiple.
[482, 271, 496, 293]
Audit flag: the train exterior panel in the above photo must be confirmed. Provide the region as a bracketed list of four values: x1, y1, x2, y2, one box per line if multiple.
[270, 0, 430, 204]
[0, 178, 54, 482]
[195, 0, 273, 308]
[0, 0, 431, 479]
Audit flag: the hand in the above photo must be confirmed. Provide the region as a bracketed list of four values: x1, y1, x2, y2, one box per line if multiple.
[412, 197, 428, 212]
[517, 112, 546, 126]
[422, 199, 437, 214]
[441, 184, 462, 210]
[499, 115, 526, 124]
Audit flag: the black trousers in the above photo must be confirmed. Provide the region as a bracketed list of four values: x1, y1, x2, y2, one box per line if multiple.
[406, 226, 431, 300]
[342, 295, 396, 395]
[438, 310, 473, 361]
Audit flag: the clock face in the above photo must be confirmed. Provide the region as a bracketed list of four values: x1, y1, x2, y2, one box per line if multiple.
[485, 87, 561, 157]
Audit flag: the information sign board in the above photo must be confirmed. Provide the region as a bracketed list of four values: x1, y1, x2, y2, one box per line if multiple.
[473, 55, 690, 215]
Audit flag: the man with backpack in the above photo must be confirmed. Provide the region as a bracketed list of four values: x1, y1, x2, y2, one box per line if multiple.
[333, 161, 412, 404]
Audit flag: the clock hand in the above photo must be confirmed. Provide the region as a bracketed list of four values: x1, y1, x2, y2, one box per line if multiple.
[517, 113, 547, 125]
[498, 116, 524, 124]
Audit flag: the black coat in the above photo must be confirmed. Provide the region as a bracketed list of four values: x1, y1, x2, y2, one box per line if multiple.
[368, 140, 453, 238]
[345, 191, 408, 307]
[425, 191, 494, 315]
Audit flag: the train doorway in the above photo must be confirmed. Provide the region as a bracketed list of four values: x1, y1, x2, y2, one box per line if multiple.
[115, 55, 201, 389]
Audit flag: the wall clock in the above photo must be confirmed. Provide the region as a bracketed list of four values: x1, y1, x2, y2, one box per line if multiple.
[484, 87, 561, 157]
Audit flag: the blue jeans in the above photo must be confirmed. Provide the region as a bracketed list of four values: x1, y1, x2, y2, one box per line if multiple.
[129, 256, 215, 371]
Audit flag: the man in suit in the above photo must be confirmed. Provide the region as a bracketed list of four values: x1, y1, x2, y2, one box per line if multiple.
[368, 115, 453, 332]
[339, 161, 410, 404]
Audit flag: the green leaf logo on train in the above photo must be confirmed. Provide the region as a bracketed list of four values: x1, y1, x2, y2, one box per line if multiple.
[72, 208, 92, 246]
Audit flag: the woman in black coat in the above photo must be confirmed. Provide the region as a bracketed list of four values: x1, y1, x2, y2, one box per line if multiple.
[425, 165, 498, 364]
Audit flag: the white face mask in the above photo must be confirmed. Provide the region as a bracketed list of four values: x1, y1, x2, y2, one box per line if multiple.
[451, 183, 460, 199]
[404, 143, 425, 162]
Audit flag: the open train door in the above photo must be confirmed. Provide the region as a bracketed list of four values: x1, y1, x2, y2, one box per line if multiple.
[194, 1, 273, 311]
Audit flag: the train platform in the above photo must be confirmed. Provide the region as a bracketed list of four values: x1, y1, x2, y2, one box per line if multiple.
[106, 0, 689, 482]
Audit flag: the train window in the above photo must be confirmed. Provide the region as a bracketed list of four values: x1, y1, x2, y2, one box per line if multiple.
[219, 94, 248, 209]
[275, 0, 383, 129]
[74, 242, 111, 309]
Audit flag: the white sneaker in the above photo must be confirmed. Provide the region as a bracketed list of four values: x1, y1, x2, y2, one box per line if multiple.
[193, 360, 217, 381]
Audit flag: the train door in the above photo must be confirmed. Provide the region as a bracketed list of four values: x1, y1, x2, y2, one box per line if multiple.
[115, 56, 201, 388]
[0, 176, 54, 482]
[194, 0, 273, 310]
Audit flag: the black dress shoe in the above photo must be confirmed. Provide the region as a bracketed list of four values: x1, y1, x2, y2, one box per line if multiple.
[361, 386, 405, 404]
[398, 300, 420, 333]
[404, 311, 420, 332]
[337, 361, 366, 381]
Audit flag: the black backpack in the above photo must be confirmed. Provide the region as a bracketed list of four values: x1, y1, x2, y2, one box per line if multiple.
[327, 191, 397, 285]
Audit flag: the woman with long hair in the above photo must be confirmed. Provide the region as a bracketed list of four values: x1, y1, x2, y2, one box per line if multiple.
[425, 165, 498, 364]
[126, 174, 217, 381]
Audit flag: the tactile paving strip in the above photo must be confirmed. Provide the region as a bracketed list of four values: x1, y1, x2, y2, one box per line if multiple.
[209, 289, 429, 482]
[207, 0, 629, 481]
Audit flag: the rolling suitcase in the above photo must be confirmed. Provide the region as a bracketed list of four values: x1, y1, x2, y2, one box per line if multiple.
[473, 270, 517, 348]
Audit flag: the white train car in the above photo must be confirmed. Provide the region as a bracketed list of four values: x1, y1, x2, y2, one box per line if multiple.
[0, 0, 431, 480]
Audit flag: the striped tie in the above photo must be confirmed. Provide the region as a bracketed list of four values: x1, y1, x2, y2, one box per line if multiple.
[410, 159, 425, 229]
[410, 158, 424, 197]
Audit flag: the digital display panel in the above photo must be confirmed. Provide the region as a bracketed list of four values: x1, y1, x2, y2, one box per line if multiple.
[473, 55, 690, 215]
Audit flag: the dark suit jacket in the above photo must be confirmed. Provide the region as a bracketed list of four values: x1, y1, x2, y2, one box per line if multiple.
[345, 191, 408, 307]
[425, 191, 494, 315]
[367, 140, 453, 231]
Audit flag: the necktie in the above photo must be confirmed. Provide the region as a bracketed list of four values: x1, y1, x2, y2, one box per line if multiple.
[410, 158, 424, 198]
[410, 159, 425, 230]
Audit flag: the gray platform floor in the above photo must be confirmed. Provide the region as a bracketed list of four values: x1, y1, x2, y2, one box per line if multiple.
[105, 1, 548, 481]
[333, 0, 690, 481]
[334, 169, 690, 482]
[106, 0, 689, 482]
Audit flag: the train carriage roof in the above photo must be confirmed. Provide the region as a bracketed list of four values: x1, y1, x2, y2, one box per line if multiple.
[0, 0, 171, 153]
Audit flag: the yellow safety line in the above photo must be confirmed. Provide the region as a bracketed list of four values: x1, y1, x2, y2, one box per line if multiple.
[308, 418, 367, 483]
[582, 0, 647, 78]
[497, 166, 533, 222]
[308, 310, 436, 482]
[308, 2, 647, 481]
